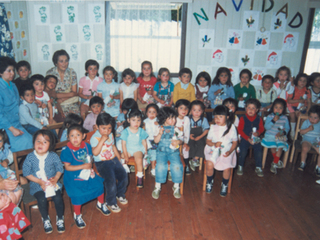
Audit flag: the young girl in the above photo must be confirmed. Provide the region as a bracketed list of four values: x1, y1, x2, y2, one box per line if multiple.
[60, 124, 109, 229]
[137, 61, 157, 110]
[153, 68, 174, 108]
[298, 105, 320, 175]
[144, 103, 159, 177]
[91, 113, 128, 212]
[120, 109, 148, 188]
[175, 99, 191, 174]
[309, 72, 320, 105]
[208, 67, 235, 109]
[287, 73, 311, 139]
[83, 96, 104, 132]
[151, 107, 183, 199]
[60, 113, 83, 142]
[119, 68, 139, 105]
[195, 71, 211, 107]
[204, 105, 238, 196]
[23, 130, 65, 234]
[261, 99, 290, 174]
[273, 66, 294, 100]
[188, 100, 210, 171]
[97, 66, 120, 118]
[78, 60, 103, 119]
[234, 69, 256, 110]
[0, 129, 23, 204]
[223, 98, 239, 127]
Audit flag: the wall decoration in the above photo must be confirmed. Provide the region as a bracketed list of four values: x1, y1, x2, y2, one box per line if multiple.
[232, 0, 243, 12]
[37, 43, 52, 62]
[211, 48, 227, 66]
[266, 50, 282, 68]
[62, 4, 78, 24]
[34, 5, 50, 25]
[88, 4, 104, 24]
[282, 32, 299, 52]
[270, 12, 286, 32]
[79, 24, 93, 42]
[276, 3, 288, 19]
[19, 10, 24, 19]
[14, 21, 19, 30]
[215, 3, 227, 19]
[198, 29, 214, 49]
[20, 30, 27, 40]
[227, 29, 242, 49]
[288, 12, 303, 28]
[242, 11, 260, 31]
[0, 3, 14, 58]
[229, 67, 240, 85]
[7, 10, 11, 19]
[197, 65, 212, 76]
[251, 67, 267, 86]
[22, 48, 28, 58]
[261, 0, 274, 12]
[254, 31, 270, 50]
[92, 43, 104, 61]
[193, 8, 209, 25]
[239, 49, 254, 68]
[66, 43, 80, 62]
[50, 24, 65, 43]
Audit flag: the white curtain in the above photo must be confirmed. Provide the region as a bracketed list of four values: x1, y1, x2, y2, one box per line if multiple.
[105, 2, 182, 74]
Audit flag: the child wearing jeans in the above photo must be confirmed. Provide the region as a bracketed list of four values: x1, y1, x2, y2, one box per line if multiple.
[237, 99, 265, 177]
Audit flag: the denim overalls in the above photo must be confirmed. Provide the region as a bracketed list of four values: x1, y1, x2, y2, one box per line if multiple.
[155, 125, 183, 184]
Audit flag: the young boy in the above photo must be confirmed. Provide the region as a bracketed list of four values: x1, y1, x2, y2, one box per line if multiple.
[234, 69, 256, 110]
[237, 99, 264, 177]
[13, 61, 31, 92]
[83, 96, 104, 132]
[255, 75, 277, 112]
[91, 113, 128, 213]
[309, 72, 320, 106]
[173, 68, 196, 104]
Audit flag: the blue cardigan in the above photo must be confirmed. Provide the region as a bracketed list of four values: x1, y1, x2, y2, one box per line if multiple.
[208, 83, 235, 109]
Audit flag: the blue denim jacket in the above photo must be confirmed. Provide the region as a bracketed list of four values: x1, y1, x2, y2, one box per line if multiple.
[157, 125, 179, 153]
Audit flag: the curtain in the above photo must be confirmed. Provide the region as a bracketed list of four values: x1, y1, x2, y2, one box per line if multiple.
[0, 3, 14, 58]
[105, 2, 182, 74]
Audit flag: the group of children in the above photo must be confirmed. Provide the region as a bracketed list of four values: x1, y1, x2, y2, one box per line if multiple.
[1, 59, 320, 236]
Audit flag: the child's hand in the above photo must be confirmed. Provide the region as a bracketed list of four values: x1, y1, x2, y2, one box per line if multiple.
[223, 151, 232, 157]
[159, 127, 164, 135]
[140, 100, 147, 104]
[309, 125, 314, 131]
[154, 121, 159, 125]
[214, 89, 222, 95]
[1, 160, 8, 168]
[109, 94, 114, 99]
[49, 177, 58, 187]
[159, 100, 165, 104]
[9, 127, 24, 137]
[273, 115, 280, 122]
[248, 139, 254, 145]
[194, 136, 202, 141]
[101, 134, 109, 142]
[82, 163, 92, 170]
[252, 132, 259, 137]
[93, 124, 98, 131]
[39, 180, 47, 191]
[190, 134, 195, 140]
[215, 142, 222, 148]
[183, 143, 189, 151]
[48, 118, 54, 125]
[124, 156, 129, 164]
[41, 103, 47, 109]
[238, 97, 244, 101]
[171, 139, 180, 148]
[275, 132, 281, 138]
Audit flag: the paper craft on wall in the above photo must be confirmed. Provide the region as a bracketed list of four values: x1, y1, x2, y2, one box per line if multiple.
[229, 67, 239, 85]
[14, 21, 19, 30]
[266, 50, 282, 68]
[22, 48, 28, 58]
[63, 4, 78, 24]
[198, 29, 214, 49]
[50, 24, 65, 43]
[91, 43, 104, 61]
[251, 67, 267, 86]
[239, 49, 254, 68]
[270, 12, 286, 32]
[88, 4, 105, 24]
[79, 24, 93, 42]
[211, 48, 227, 66]
[242, 11, 260, 31]
[66, 43, 80, 62]
[7, 10, 11, 19]
[254, 31, 270, 50]
[19, 10, 24, 19]
[227, 29, 242, 49]
[282, 32, 299, 52]
[16, 41, 21, 50]
[37, 43, 52, 62]
[34, 5, 50, 25]
[197, 65, 212, 77]
[20, 30, 27, 40]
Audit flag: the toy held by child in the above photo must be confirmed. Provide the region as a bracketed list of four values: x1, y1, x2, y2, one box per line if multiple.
[173, 68, 196, 104]
[83, 96, 104, 132]
[153, 68, 174, 108]
[119, 68, 139, 105]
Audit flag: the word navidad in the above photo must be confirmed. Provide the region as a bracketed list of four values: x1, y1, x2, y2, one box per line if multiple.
[193, 1, 303, 29]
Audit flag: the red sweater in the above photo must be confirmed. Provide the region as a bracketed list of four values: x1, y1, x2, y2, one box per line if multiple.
[238, 114, 265, 141]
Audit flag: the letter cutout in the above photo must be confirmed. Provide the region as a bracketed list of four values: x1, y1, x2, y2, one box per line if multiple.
[276, 3, 288, 19]
[193, 8, 209, 25]
[232, 0, 243, 12]
[215, 2, 227, 19]
[262, 0, 274, 12]
[288, 12, 303, 28]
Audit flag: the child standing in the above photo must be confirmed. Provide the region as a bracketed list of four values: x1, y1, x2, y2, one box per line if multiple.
[60, 113, 83, 142]
[119, 68, 139, 105]
[83, 96, 104, 132]
[255, 75, 277, 112]
[208, 67, 235, 109]
[173, 68, 196, 104]
[97, 66, 120, 118]
[23, 130, 65, 234]
[144, 103, 159, 177]
[234, 69, 256, 110]
[61, 125, 109, 229]
[204, 105, 238, 196]
[91, 113, 128, 212]
[78, 60, 103, 119]
[223, 98, 239, 127]
[261, 99, 290, 174]
[298, 105, 320, 175]
[120, 109, 148, 188]
[237, 99, 264, 177]
[137, 61, 157, 111]
[151, 107, 183, 199]
[153, 68, 174, 107]
[273, 66, 294, 100]
[13, 60, 31, 92]
[188, 100, 210, 171]
[309, 72, 320, 105]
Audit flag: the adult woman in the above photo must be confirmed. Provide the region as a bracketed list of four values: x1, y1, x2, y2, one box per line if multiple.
[46, 49, 80, 117]
[0, 57, 33, 153]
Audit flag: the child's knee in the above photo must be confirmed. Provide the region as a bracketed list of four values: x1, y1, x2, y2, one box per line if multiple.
[206, 161, 214, 170]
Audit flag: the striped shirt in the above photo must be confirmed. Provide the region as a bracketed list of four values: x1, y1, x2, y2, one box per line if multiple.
[264, 113, 290, 137]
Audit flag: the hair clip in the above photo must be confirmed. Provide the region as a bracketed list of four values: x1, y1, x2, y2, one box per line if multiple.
[127, 109, 131, 118]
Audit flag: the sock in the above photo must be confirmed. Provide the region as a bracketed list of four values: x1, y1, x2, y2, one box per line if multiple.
[74, 205, 81, 215]
[155, 182, 161, 189]
[97, 193, 104, 204]
[222, 178, 229, 186]
[151, 168, 155, 174]
[273, 155, 280, 164]
[136, 171, 144, 178]
[272, 153, 276, 159]
[207, 174, 214, 183]
[290, 122, 296, 139]
[173, 183, 179, 188]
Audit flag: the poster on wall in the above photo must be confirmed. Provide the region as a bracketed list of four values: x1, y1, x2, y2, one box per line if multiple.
[88, 4, 105, 24]
[79, 24, 94, 42]
[282, 32, 299, 52]
[270, 13, 287, 32]
[229, 67, 240, 85]
[20, 30, 27, 40]
[198, 29, 214, 49]
[19, 10, 24, 20]
[197, 65, 212, 77]
[239, 49, 254, 68]
[251, 67, 267, 86]
[242, 11, 260, 31]
[211, 48, 227, 66]
[254, 31, 270, 50]
[227, 29, 242, 49]
[62, 4, 78, 24]
[34, 5, 50, 25]
[50, 24, 65, 43]
[37, 43, 52, 62]
[66, 43, 81, 62]
[91, 43, 104, 61]
[266, 50, 282, 68]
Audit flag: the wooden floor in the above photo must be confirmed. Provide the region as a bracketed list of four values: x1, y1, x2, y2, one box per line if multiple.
[22, 154, 320, 240]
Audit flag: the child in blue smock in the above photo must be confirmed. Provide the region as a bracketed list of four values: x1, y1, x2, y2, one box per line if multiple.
[60, 113, 83, 142]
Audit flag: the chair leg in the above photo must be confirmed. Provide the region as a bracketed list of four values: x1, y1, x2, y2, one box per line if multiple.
[134, 163, 139, 191]
[262, 147, 268, 169]
[26, 204, 32, 229]
[283, 146, 290, 168]
[293, 151, 299, 166]
[199, 157, 203, 171]
[289, 145, 295, 163]
[69, 195, 73, 217]
[202, 161, 206, 192]
[180, 166, 185, 195]
[228, 168, 233, 194]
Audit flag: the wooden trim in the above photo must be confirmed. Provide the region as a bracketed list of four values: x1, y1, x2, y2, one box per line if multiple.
[179, 3, 188, 70]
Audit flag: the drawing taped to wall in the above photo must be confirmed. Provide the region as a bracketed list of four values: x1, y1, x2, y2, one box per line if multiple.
[34, 5, 50, 25]
[62, 4, 78, 24]
[239, 49, 254, 68]
[242, 11, 260, 31]
[282, 32, 299, 52]
[229, 67, 239, 85]
[198, 29, 214, 49]
[227, 29, 242, 49]
[251, 67, 267, 86]
[79, 24, 93, 42]
[37, 43, 52, 62]
[66, 43, 80, 62]
[270, 12, 287, 32]
[50, 24, 65, 43]
[88, 4, 105, 24]
[254, 31, 270, 50]
[266, 50, 282, 68]
[94, 43, 104, 61]
[211, 48, 227, 66]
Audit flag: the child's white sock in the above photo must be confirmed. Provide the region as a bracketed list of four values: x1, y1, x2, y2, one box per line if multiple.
[155, 182, 161, 189]
[173, 183, 179, 188]
[97, 201, 102, 208]
[151, 169, 155, 175]
[136, 171, 144, 178]
[290, 122, 296, 139]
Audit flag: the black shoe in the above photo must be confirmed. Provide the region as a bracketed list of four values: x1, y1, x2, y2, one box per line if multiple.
[96, 202, 111, 216]
[298, 162, 306, 171]
[74, 213, 86, 229]
[137, 177, 143, 188]
[185, 165, 191, 175]
[205, 179, 213, 193]
[42, 217, 53, 234]
[56, 216, 65, 233]
[220, 183, 228, 197]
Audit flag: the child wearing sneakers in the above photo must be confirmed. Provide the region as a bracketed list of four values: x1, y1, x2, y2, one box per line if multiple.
[298, 105, 320, 175]
[237, 99, 265, 177]
[91, 113, 128, 212]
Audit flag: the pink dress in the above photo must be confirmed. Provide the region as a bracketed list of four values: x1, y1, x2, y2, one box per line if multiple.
[204, 124, 237, 171]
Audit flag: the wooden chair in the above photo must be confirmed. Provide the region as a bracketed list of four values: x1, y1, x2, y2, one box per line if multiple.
[262, 146, 290, 169]
[127, 156, 146, 191]
[46, 122, 64, 140]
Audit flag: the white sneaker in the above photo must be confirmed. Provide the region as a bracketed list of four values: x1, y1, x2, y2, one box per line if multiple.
[172, 186, 181, 199]
[108, 204, 121, 213]
[116, 196, 128, 205]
